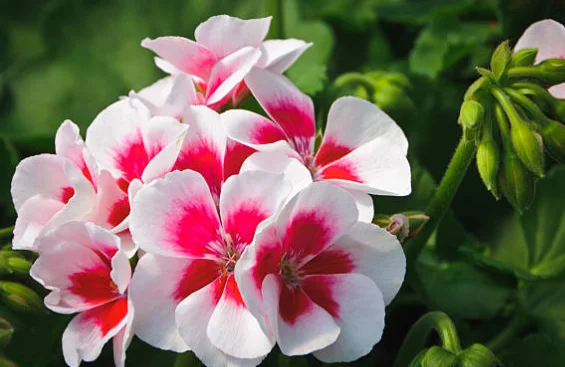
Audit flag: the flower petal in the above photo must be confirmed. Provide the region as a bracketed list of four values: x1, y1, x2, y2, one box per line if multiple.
[89, 170, 130, 230]
[245, 68, 316, 156]
[222, 109, 288, 149]
[207, 275, 274, 359]
[223, 138, 256, 180]
[257, 39, 312, 74]
[130, 170, 221, 258]
[318, 138, 411, 196]
[12, 196, 64, 250]
[515, 19, 565, 62]
[206, 47, 262, 106]
[112, 298, 134, 367]
[329, 222, 405, 305]
[195, 15, 271, 59]
[55, 120, 97, 187]
[62, 297, 129, 367]
[220, 170, 291, 251]
[141, 37, 216, 80]
[307, 274, 385, 363]
[315, 97, 408, 167]
[262, 274, 340, 356]
[275, 182, 358, 264]
[176, 276, 266, 367]
[129, 254, 209, 352]
[348, 190, 374, 222]
[174, 106, 226, 198]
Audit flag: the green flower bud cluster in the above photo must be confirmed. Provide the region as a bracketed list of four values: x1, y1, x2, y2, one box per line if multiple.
[460, 41, 565, 213]
[333, 71, 416, 118]
[410, 344, 500, 367]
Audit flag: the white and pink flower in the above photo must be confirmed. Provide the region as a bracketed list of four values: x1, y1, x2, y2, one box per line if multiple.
[142, 15, 311, 109]
[30, 221, 133, 367]
[223, 67, 411, 221]
[515, 19, 565, 99]
[235, 182, 406, 362]
[11, 121, 98, 250]
[128, 170, 295, 366]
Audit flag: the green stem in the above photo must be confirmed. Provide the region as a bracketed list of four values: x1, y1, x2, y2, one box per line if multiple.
[0, 227, 14, 240]
[504, 87, 549, 126]
[393, 311, 462, 367]
[404, 138, 476, 263]
[486, 311, 529, 353]
[173, 351, 201, 367]
[266, 0, 284, 39]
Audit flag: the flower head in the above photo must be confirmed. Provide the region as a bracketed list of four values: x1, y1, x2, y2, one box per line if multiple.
[235, 182, 406, 362]
[129, 170, 294, 366]
[142, 15, 311, 109]
[30, 222, 133, 367]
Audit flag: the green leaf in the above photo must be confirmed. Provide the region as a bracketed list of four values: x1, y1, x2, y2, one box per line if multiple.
[520, 280, 565, 345]
[502, 332, 565, 366]
[490, 41, 511, 79]
[282, 0, 334, 95]
[417, 247, 511, 319]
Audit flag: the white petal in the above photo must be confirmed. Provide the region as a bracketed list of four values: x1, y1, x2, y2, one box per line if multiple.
[195, 15, 271, 59]
[12, 196, 63, 250]
[348, 190, 374, 222]
[514, 19, 565, 62]
[257, 39, 312, 74]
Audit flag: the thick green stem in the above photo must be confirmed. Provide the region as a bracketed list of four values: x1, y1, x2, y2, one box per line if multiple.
[404, 138, 476, 263]
[486, 310, 529, 353]
[393, 311, 462, 367]
[173, 352, 201, 367]
[266, 0, 284, 39]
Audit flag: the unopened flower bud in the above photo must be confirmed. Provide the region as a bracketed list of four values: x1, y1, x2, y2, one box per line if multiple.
[541, 118, 565, 163]
[476, 132, 501, 198]
[373, 83, 414, 114]
[7, 257, 31, 276]
[510, 118, 545, 177]
[459, 101, 484, 141]
[458, 344, 499, 367]
[0, 318, 14, 350]
[0, 282, 44, 314]
[499, 149, 536, 213]
[404, 212, 430, 238]
[509, 48, 538, 68]
[0, 257, 11, 275]
[490, 40, 512, 79]
[387, 214, 410, 242]
[537, 58, 565, 85]
[464, 76, 491, 101]
[420, 346, 458, 366]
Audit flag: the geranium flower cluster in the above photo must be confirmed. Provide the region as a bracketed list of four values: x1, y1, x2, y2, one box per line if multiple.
[10, 15, 411, 367]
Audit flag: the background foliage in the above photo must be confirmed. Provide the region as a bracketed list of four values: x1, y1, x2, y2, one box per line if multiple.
[0, 0, 564, 366]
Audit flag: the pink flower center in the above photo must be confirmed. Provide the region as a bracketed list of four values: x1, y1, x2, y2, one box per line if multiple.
[279, 253, 302, 287]
[219, 233, 240, 274]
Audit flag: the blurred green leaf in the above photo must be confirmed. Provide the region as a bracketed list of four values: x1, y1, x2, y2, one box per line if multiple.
[502, 332, 565, 366]
[417, 247, 511, 319]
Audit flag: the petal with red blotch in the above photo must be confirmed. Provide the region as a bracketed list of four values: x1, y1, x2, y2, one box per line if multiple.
[220, 171, 291, 251]
[257, 39, 312, 74]
[129, 254, 219, 352]
[275, 182, 358, 265]
[245, 68, 316, 156]
[195, 15, 271, 59]
[11, 154, 71, 212]
[261, 274, 340, 356]
[240, 151, 312, 196]
[205, 47, 262, 106]
[130, 170, 221, 259]
[235, 224, 283, 328]
[315, 97, 408, 168]
[141, 37, 216, 80]
[329, 222, 405, 305]
[176, 276, 266, 367]
[174, 106, 226, 198]
[32, 245, 117, 314]
[306, 274, 385, 363]
[319, 138, 411, 196]
[112, 298, 134, 367]
[515, 19, 565, 62]
[86, 99, 151, 184]
[55, 120, 97, 187]
[62, 297, 129, 367]
[89, 170, 130, 230]
[222, 109, 288, 150]
[12, 196, 64, 250]
[224, 138, 256, 180]
[207, 275, 275, 359]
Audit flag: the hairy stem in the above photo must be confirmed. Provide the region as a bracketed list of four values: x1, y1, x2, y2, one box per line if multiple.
[393, 311, 462, 367]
